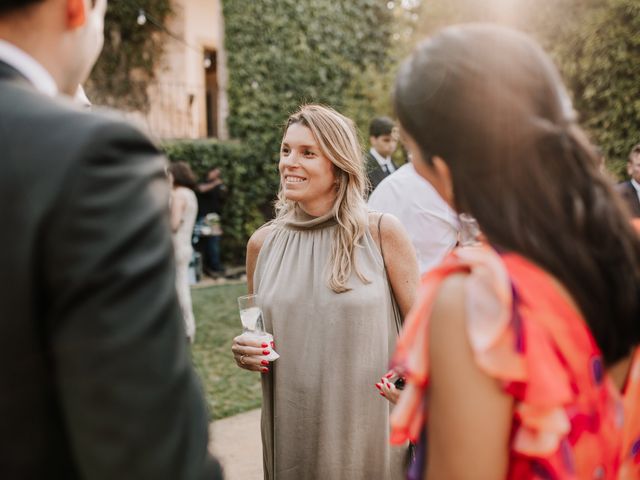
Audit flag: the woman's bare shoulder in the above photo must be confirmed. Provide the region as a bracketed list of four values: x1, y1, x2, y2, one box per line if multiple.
[247, 223, 276, 257]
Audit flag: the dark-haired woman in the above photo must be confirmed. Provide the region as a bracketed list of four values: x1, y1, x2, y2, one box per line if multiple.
[389, 24, 640, 479]
[168, 161, 198, 342]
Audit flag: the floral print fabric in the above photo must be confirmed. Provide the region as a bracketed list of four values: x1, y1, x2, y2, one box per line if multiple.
[390, 245, 640, 479]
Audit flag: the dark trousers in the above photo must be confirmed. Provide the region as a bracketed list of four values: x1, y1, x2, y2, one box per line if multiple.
[204, 235, 223, 272]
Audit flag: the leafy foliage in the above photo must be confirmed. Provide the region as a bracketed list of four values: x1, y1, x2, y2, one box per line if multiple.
[411, 0, 640, 177]
[531, 0, 640, 177]
[223, 1, 392, 129]
[86, 0, 173, 112]
[162, 139, 269, 265]
[221, 0, 396, 191]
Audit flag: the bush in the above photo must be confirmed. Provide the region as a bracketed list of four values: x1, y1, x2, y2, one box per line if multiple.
[220, 0, 398, 196]
[534, 0, 640, 177]
[410, 0, 640, 178]
[162, 139, 273, 265]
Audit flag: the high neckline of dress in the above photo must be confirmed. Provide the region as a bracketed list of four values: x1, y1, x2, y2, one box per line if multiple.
[283, 205, 338, 230]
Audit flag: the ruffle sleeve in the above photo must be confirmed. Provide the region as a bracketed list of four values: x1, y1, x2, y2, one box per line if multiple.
[390, 246, 576, 462]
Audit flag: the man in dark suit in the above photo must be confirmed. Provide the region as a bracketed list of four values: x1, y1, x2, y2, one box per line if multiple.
[365, 116, 399, 195]
[0, 1, 222, 478]
[616, 143, 640, 218]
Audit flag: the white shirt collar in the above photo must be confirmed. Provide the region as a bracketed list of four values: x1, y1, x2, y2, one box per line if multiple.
[631, 178, 640, 193]
[0, 40, 58, 96]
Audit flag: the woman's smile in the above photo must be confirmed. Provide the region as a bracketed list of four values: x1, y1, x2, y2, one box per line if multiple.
[284, 174, 307, 185]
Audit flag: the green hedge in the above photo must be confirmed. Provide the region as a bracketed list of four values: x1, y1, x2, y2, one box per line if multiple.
[411, 0, 640, 178]
[536, 0, 640, 177]
[162, 139, 273, 265]
[221, 0, 397, 185]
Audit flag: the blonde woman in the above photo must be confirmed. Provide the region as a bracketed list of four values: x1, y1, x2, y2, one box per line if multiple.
[231, 105, 418, 480]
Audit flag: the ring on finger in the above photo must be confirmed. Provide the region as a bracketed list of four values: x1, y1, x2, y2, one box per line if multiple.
[240, 354, 247, 365]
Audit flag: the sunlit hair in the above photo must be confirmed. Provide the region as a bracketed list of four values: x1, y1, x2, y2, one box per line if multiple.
[274, 104, 369, 293]
[395, 24, 640, 365]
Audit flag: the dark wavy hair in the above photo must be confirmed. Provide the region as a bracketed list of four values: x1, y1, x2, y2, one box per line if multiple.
[395, 24, 640, 366]
[0, 0, 44, 15]
[168, 161, 197, 191]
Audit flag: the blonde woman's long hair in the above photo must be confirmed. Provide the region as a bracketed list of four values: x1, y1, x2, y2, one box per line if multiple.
[274, 104, 369, 293]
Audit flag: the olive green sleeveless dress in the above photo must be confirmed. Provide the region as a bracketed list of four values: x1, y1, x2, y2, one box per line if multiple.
[253, 208, 405, 480]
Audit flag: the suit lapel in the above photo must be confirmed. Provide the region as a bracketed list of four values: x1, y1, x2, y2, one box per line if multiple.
[628, 182, 640, 216]
[0, 60, 32, 87]
[366, 152, 384, 175]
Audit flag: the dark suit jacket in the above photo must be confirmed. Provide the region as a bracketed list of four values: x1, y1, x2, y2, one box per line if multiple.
[616, 180, 640, 218]
[365, 151, 397, 195]
[0, 61, 222, 479]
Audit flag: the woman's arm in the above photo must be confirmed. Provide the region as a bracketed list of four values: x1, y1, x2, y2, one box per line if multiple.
[245, 225, 274, 294]
[378, 213, 419, 317]
[425, 273, 513, 480]
[374, 214, 419, 403]
[231, 224, 275, 373]
[169, 190, 186, 232]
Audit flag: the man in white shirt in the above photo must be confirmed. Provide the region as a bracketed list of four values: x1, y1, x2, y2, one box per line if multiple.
[365, 116, 399, 194]
[616, 143, 640, 217]
[369, 161, 459, 274]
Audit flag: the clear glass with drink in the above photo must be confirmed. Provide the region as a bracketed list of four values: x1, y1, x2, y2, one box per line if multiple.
[237, 294, 279, 361]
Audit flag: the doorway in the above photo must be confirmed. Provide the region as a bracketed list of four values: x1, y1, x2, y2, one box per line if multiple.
[204, 49, 218, 138]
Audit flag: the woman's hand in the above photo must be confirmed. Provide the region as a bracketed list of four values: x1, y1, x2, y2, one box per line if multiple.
[231, 335, 272, 373]
[376, 371, 402, 404]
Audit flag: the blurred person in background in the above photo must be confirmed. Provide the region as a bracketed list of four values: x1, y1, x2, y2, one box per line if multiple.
[616, 143, 640, 217]
[197, 167, 227, 277]
[366, 116, 399, 193]
[0, 0, 222, 477]
[168, 161, 199, 343]
[368, 155, 458, 275]
[390, 24, 640, 480]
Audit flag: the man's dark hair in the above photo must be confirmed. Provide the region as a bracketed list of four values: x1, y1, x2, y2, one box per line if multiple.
[629, 143, 640, 163]
[0, 0, 45, 15]
[368, 116, 396, 138]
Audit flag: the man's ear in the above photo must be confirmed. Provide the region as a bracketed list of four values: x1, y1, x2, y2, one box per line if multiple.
[67, 0, 86, 29]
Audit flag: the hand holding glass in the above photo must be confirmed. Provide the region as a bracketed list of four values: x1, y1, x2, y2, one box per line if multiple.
[237, 294, 279, 361]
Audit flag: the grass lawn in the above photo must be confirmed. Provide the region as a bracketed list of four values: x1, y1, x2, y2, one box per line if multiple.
[191, 282, 262, 420]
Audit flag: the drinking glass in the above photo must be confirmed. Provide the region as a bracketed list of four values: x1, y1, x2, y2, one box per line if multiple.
[458, 213, 482, 247]
[237, 294, 279, 361]
[237, 294, 265, 333]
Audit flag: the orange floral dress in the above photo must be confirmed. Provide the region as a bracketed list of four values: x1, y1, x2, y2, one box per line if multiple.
[390, 246, 640, 479]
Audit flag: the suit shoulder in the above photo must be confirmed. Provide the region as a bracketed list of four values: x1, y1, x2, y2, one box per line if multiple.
[615, 180, 632, 193]
[0, 83, 155, 151]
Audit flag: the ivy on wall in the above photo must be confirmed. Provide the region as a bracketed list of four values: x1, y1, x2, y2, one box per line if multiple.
[221, 0, 397, 203]
[86, 0, 173, 112]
